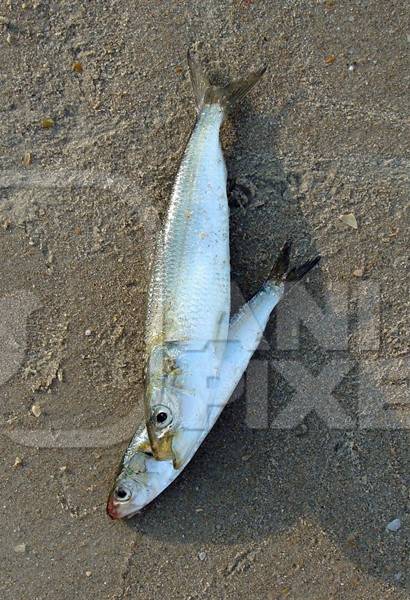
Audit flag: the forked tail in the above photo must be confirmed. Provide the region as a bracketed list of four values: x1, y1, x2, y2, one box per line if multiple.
[187, 49, 266, 114]
[269, 240, 321, 283]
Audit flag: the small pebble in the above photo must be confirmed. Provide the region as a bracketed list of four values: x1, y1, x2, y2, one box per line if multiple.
[31, 403, 42, 418]
[41, 117, 54, 129]
[325, 54, 336, 65]
[295, 423, 309, 437]
[72, 61, 83, 73]
[85, 571, 92, 577]
[346, 532, 358, 547]
[14, 543, 27, 554]
[22, 151, 32, 166]
[85, 329, 92, 337]
[339, 213, 358, 229]
[386, 518, 401, 532]
[198, 551, 206, 561]
[353, 267, 364, 278]
[13, 456, 23, 468]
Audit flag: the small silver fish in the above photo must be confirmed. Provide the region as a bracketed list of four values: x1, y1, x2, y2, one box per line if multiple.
[107, 53, 319, 519]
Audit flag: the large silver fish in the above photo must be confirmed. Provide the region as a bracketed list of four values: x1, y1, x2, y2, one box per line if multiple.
[143, 53, 267, 468]
[107, 53, 319, 519]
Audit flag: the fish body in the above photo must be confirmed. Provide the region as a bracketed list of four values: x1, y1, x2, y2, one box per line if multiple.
[144, 103, 230, 466]
[142, 53, 266, 467]
[147, 103, 229, 348]
[106, 55, 320, 519]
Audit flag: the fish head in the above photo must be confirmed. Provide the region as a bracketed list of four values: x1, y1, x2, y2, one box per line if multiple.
[107, 441, 176, 519]
[146, 392, 209, 469]
[144, 344, 183, 462]
[107, 474, 148, 519]
[145, 342, 214, 468]
[107, 450, 150, 519]
[145, 396, 179, 462]
[146, 399, 206, 469]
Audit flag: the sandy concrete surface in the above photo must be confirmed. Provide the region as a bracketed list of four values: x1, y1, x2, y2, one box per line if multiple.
[0, 1, 409, 599]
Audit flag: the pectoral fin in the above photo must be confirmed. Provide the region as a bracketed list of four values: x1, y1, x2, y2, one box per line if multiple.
[170, 429, 202, 471]
[147, 428, 175, 462]
[137, 439, 154, 454]
[144, 426, 186, 470]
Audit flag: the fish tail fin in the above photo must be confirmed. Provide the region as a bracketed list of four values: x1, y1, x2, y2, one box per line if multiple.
[269, 240, 321, 284]
[187, 49, 266, 114]
[269, 240, 292, 281]
[286, 256, 321, 282]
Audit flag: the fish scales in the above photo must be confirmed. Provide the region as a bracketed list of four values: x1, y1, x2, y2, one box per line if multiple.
[146, 105, 230, 348]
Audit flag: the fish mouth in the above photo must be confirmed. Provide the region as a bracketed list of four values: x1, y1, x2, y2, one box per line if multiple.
[106, 495, 141, 520]
[106, 496, 121, 520]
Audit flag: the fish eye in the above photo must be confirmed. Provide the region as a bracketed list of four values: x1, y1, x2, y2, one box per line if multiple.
[152, 405, 173, 429]
[114, 486, 131, 502]
[157, 412, 168, 423]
